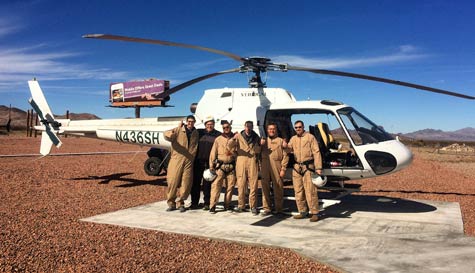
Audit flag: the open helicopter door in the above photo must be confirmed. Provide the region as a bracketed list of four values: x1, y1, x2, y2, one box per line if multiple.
[264, 101, 365, 181]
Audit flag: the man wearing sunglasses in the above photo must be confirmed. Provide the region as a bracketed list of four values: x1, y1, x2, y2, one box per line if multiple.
[208, 120, 237, 213]
[229, 121, 261, 215]
[288, 120, 322, 222]
[164, 115, 199, 212]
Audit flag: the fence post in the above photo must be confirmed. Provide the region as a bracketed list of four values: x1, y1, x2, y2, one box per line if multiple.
[65, 110, 69, 138]
[26, 109, 30, 137]
[34, 113, 38, 138]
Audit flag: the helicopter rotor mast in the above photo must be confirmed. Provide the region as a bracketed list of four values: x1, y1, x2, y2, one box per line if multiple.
[83, 33, 475, 100]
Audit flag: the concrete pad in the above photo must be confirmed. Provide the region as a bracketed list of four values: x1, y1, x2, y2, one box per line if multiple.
[81, 195, 475, 273]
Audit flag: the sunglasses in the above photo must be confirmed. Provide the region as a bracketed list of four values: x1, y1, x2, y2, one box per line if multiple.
[222, 126, 230, 129]
[294, 126, 302, 129]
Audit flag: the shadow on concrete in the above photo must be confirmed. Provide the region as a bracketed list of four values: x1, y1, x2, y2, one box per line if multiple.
[320, 194, 437, 220]
[71, 172, 167, 188]
[251, 214, 292, 226]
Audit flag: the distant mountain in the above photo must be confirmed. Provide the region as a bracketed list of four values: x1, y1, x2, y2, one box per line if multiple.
[402, 127, 475, 142]
[0, 105, 100, 130]
[56, 113, 101, 120]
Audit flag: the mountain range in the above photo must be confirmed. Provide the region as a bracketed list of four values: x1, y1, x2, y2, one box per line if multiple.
[0, 105, 100, 130]
[400, 128, 475, 142]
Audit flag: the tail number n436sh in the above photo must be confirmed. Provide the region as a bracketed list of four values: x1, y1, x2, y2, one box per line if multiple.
[115, 130, 160, 145]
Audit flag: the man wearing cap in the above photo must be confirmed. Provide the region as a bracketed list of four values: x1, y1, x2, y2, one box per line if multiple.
[229, 121, 261, 215]
[287, 120, 322, 222]
[260, 122, 289, 216]
[208, 121, 237, 213]
[190, 116, 221, 210]
[163, 115, 199, 212]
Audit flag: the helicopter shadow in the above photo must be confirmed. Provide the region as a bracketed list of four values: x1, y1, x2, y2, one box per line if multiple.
[318, 194, 437, 221]
[71, 172, 167, 188]
[251, 188, 437, 227]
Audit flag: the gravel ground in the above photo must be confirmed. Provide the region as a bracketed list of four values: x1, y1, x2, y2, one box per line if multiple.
[0, 136, 337, 273]
[1, 136, 475, 272]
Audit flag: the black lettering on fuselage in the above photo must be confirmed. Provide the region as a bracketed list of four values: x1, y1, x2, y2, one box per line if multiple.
[152, 132, 159, 144]
[115, 130, 160, 145]
[144, 131, 151, 144]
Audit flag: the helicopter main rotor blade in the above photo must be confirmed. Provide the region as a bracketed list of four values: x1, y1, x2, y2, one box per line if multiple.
[288, 65, 475, 100]
[83, 34, 243, 62]
[161, 68, 241, 97]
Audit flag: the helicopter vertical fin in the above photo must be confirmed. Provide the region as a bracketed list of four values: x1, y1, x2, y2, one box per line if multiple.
[28, 80, 62, 155]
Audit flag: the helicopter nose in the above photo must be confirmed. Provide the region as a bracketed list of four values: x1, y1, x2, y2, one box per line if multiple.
[394, 139, 413, 171]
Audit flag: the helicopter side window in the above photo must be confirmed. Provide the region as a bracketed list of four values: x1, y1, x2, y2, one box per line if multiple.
[338, 108, 393, 145]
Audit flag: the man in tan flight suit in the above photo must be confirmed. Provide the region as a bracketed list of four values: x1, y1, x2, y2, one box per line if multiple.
[260, 123, 289, 216]
[229, 121, 261, 215]
[164, 115, 199, 212]
[208, 121, 237, 214]
[288, 120, 322, 222]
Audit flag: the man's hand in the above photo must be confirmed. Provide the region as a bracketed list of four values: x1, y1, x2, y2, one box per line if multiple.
[282, 139, 288, 148]
[260, 137, 266, 146]
[279, 170, 285, 178]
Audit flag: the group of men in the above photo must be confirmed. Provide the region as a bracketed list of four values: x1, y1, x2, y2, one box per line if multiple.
[163, 115, 323, 222]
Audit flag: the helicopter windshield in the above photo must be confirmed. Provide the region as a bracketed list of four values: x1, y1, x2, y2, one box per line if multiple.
[337, 107, 394, 145]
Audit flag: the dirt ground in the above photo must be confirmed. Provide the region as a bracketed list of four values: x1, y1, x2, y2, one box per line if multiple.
[1, 136, 475, 272]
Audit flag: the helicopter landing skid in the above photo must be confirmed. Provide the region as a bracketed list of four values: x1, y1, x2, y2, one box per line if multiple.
[320, 181, 362, 200]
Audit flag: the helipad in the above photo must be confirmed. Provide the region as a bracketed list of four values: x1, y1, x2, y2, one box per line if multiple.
[82, 194, 475, 273]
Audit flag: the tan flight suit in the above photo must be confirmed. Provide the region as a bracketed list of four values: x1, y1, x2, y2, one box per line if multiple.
[261, 136, 289, 213]
[288, 132, 322, 215]
[209, 134, 237, 210]
[164, 125, 198, 208]
[228, 132, 261, 210]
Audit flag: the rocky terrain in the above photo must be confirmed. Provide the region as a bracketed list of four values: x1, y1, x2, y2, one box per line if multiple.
[0, 136, 338, 272]
[1, 136, 475, 272]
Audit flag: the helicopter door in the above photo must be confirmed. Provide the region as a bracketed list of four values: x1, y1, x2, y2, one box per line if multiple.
[264, 109, 363, 172]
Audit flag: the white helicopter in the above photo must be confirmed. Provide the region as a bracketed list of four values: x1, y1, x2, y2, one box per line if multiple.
[28, 34, 475, 184]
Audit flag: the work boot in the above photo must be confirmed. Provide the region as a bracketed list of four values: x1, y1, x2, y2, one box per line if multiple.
[309, 214, 319, 222]
[166, 207, 176, 212]
[293, 212, 308, 219]
[188, 204, 199, 210]
[234, 207, 244, 213]
[179, 206, 186, 213]
[261, 210, 271, 216]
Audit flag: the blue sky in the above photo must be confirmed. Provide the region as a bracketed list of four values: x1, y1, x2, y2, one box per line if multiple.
[1, 0, 474, 133]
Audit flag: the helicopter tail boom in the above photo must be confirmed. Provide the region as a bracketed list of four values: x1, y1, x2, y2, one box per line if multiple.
[28, 80, 62, 155]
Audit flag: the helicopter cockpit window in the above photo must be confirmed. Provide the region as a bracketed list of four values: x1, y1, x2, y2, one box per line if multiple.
[337, 107, 394, 145]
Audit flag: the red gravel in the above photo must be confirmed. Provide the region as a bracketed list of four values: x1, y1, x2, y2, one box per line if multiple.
[0, 136, 337, 273]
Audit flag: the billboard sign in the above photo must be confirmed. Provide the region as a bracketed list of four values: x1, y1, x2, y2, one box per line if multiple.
[110, 79, 169, 103]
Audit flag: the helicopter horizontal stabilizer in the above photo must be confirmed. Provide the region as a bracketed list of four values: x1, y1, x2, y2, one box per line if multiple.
[28, 80, 62, 155]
